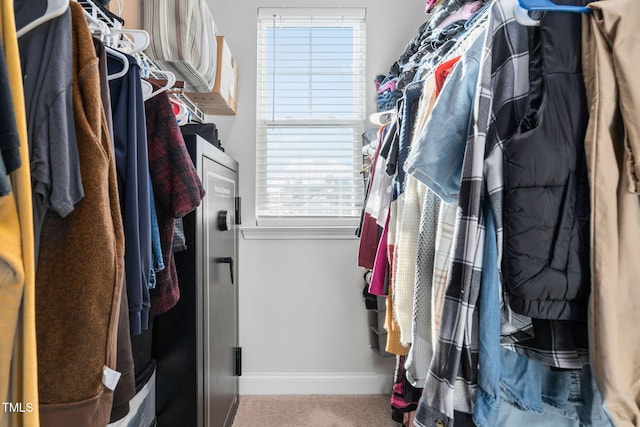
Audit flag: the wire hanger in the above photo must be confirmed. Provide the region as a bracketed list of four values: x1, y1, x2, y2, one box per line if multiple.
[517, 0, 592, 13]
[16, 0, 69, 38]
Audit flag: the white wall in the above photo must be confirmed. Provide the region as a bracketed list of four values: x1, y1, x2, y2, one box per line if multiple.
[206, 0, 428, 395]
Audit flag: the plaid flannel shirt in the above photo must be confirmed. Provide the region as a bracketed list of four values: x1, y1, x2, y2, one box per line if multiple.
[418, 0, 532, 421]
[417, 1, 591, 424]
[146, 87, 205, 317]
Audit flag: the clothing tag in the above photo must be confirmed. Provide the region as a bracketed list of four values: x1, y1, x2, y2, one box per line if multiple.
[102, 366, 121, 391]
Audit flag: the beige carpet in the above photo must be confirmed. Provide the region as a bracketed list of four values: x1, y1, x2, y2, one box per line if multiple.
[232, 394, 400, 427]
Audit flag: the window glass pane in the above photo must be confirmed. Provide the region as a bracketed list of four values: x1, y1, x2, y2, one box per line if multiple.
[256, 10, 366, 223]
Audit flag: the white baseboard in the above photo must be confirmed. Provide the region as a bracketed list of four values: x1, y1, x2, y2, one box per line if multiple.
[239, 373, 393, 395]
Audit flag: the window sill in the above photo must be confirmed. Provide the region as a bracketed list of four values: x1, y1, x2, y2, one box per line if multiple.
[240, 226, 359, 240]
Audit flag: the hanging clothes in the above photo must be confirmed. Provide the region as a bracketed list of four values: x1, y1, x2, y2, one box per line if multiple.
[93, 37, 136, 424]
[365, 118, 397, 228]
[393, 173, 426, 347]
[500, 0, 590, 372]
[416, 0, 534, 422]
[413, 0, 491, 84]
[389, 80, 424, 345]
[582, 0, 640, 424]
[366, 125, 395, 297]
[107, 49, 153, 336]
[402, 33, 483, 389]
[357, 126, 386, 270]
[0, 0, 40, 425]
[408, 1, 606, 426]
[15, 3, 83, 259]
[375, 0, 476, 112]
[405, 39, 486, 392]
[148, 182, 165, 289]
[34, 3, 125, 425]
[502, 0, 591, 327]
[369, 215, 390, 297]
[434, 1, 482, 31]
[0, 36, 19, 197]
[391, 355, 422, 423]
[404, 188, 439, 388]
[492, 348, 608, 426]
[145, 84, 205, 317]
[404, 32, 482, 205]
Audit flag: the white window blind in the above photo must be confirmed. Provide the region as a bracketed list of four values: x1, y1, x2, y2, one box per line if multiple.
[256, 8, 366, 226]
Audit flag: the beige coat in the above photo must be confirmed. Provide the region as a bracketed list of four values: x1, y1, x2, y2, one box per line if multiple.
[583, 1, 640, 425]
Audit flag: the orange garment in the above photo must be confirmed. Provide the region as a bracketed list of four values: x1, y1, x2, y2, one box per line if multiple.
[434, 56, 461, 97]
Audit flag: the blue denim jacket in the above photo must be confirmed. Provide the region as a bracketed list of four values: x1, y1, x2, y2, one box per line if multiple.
[473, 201, 502, 425]
[149, 178, 165, 289]
[404, 32, 485, 203]
[473, 205, 573, 425]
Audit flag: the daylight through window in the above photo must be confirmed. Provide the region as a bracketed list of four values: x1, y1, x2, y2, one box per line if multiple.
[256, 8, 366, 226]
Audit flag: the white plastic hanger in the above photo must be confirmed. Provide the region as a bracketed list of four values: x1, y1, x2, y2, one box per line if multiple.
[140, 69, 177, 101]
[105, 46, 130, 81]
[514, 3, 541, 26]
[82, 6, 112, 41]
[369, 110, 395, 126]
[169, 97, 191, 125]
[16, 0, 69, 38]
[79, 0, 123, 28]
[140, 80, 154, 99]
[111, 29, 150, 54]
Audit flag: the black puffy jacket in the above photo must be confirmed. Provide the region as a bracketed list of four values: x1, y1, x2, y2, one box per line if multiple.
[502, 6, 590, 321]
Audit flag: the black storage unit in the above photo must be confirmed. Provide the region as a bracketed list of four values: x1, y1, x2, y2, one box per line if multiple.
[153, 135, 240, 427]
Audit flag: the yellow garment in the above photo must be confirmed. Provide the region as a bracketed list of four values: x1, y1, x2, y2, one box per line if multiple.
[385, 276, 409, 356]
[0, 172, 27, 427]
[0, 0, 40, 426]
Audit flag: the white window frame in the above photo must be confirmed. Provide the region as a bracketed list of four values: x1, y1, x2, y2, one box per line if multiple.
[255, 7, 367, 228]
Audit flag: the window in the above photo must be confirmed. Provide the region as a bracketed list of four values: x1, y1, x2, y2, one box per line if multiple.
[256, 8, 366, 226]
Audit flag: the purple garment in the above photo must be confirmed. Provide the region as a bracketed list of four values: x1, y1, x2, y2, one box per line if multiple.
[369, 214, 390, 296]
[357, 212, 379, 270]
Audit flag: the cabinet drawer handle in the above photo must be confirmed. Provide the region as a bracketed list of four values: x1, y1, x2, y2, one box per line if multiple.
[214, 257, 234, 284]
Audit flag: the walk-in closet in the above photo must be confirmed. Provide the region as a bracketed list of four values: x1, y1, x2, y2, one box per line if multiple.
[1, 0, 639, 426]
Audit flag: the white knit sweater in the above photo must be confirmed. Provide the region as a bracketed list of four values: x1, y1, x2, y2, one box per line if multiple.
[393, 175, 427, 345]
